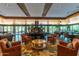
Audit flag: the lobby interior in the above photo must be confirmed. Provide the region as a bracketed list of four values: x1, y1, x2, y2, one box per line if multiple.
[0, 3, 79, 56]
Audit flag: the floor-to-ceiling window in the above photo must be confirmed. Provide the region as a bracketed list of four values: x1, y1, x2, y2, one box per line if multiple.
[0, 23, 79, 41]
[60, 25, 68, 32]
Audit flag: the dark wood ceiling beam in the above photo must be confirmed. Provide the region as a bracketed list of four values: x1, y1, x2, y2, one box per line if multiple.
[17, 3, 30, 16]
[42, 3, 52, 16]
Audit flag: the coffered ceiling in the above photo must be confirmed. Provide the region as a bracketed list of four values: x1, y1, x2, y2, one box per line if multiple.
[0, 3, 79, 17]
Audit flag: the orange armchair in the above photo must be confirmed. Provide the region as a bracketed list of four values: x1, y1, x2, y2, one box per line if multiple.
[0, 41, 21, 56]
[48, 37, 56, 42]
[48, 34, 57, 43]
[57, 42, 79, 56]
[21, 34, 32, 43]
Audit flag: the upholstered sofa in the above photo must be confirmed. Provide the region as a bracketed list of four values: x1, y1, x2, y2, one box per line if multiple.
[0, 38, 21, 56]
[57, 40, 79, 56]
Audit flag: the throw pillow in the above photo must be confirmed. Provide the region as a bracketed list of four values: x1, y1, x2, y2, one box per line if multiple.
[7, 41, 12, 48]
[67, 43, 73, 48]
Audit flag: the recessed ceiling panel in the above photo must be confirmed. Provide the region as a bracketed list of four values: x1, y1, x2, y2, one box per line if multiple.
[0, 3, 26, 16]
[25, 3, 45, 17]
[46, 3, 79, 17]
[0, 3, 79, 17]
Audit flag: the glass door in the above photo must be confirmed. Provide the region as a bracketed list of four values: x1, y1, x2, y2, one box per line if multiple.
[60, 26, 68, 32]
[15, 25, 25, 41]
[41, 25, 48, 33]
[49, 26, 53, 34]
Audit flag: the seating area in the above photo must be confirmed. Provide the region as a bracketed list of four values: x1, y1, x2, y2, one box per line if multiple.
[0, 31, 79, 56]
[0, 3, 79, 56]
